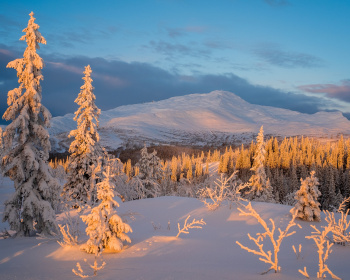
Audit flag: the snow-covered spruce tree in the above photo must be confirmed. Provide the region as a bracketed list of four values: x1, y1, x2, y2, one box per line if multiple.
[132, 145, 162, 198]
[81, 166, 132, 254]
[62, 65, 106, 207]
[246, 126, 274, 202]
[291, 171, 321, 222]
[1, 12, 60, 236]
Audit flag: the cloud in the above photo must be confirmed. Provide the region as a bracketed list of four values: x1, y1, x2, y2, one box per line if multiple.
[298, 80, 350, 102]
[264, 0, 291, 6]
[148, 40, 211, 60]
[254, 47, 324, 68]
[0, 44, 333, 125]
[0, 14, 22, 33]
[166, 26, 207, 38]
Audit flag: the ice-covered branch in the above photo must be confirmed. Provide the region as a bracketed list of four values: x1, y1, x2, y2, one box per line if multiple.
[324, 209, 350, 246]
[57, 208, 81, 247]
[198, 172, 248, 211]
[72, 253, 106, 278]
[292, 244, 302, 259]
[176, 215, 206, 238]
[305, 224, 341, 279]
[337, 196, 350, 213]
[58, 224, 78, 247]
[298, 266, 310, 279]
[236, 203, 300, 274]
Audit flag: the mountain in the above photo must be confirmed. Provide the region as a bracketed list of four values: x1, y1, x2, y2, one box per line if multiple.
[49, 90, 350, 151]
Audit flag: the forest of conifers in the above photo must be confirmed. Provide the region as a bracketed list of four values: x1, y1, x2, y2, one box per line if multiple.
[50, 134, 350, 211]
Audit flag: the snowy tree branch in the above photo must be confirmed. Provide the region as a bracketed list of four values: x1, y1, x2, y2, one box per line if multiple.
[236, 203, 300, 274]
[176, 215, 206, 238]
[305, 224, 341, 279]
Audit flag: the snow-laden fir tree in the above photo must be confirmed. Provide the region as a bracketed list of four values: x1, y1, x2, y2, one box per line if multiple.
[1, 12, 60, 236]
[291, 171, 321, 222]
[81, 166, 132, 254]
[62, 65, 106, 206]
[247, 126, 274, 202]
[132, 145, 163, 198]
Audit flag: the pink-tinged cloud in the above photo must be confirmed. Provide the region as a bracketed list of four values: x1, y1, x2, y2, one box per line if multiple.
[166, 26, 207, 38]
[298, 80, 350, 102]
[95, 74, 127, 87]
[185, 26, 207, 33]
[47, 61, 126, 87]
[0, 49, 13, 56]
[47, 61, 83, 75]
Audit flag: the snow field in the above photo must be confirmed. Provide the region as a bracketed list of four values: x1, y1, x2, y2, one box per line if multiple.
[1, 186, 350, 280]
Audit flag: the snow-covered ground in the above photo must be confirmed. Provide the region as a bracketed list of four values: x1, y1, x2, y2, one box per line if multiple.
[1, 177, 350, 280]
[49, 91, 350, 151]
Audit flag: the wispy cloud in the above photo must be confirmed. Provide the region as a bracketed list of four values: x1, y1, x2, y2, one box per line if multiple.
[264, 0, 291, 6]
[148, 40, 211, 60]
[166, 26, 207, 38]
[254, 47, 324, 68]
[298, 80, 350, 102]
[0, 48, 13, 56]
[47, 61, 83, 75]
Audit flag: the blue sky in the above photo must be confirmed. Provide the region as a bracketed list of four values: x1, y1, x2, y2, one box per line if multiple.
[0, 0, 349, 121]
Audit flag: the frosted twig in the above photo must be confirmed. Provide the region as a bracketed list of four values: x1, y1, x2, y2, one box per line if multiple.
[292, 244, 302, 259]
[298, 266, 310, 279]
[72, 262, 89, 278]
[57, 207, 81, 247]
[198, 172, 248, 211]
[176, 215, 206, 238]
[305, 224, 341, 279]
[57, 224, 78, 247]
[236, 203, 300, 274]
[337, 196, 350, 213]
[324, 209, 350, 246]
[72, 253, 106, 278]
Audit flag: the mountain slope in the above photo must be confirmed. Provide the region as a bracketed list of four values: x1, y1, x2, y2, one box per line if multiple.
[49, 90, 350, 151]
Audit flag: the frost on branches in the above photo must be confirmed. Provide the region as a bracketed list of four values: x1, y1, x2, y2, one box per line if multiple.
[291, 171, 321, 222]
[198, 171, 248, 211]
[1, 12, 60, 236]
[301, 223, 341, 279]
[62, 65, 107, 206]
[236, 203, 300, 275]
[81, 166, 132, 254]
[247, 126, 274, 202]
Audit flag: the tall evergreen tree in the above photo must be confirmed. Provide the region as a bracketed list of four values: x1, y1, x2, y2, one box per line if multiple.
[62, 65, 106, 206]
[247, 126, 274, 202]
[1, 12, 60, 236]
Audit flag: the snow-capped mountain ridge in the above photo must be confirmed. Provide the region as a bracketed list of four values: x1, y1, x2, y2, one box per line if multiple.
[49, 91, 350, 151]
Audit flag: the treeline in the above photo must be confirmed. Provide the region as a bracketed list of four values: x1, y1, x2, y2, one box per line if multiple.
[122, 135, 350, 210]
[232, 135, 350, 210]
[50, 135, 350, 210]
